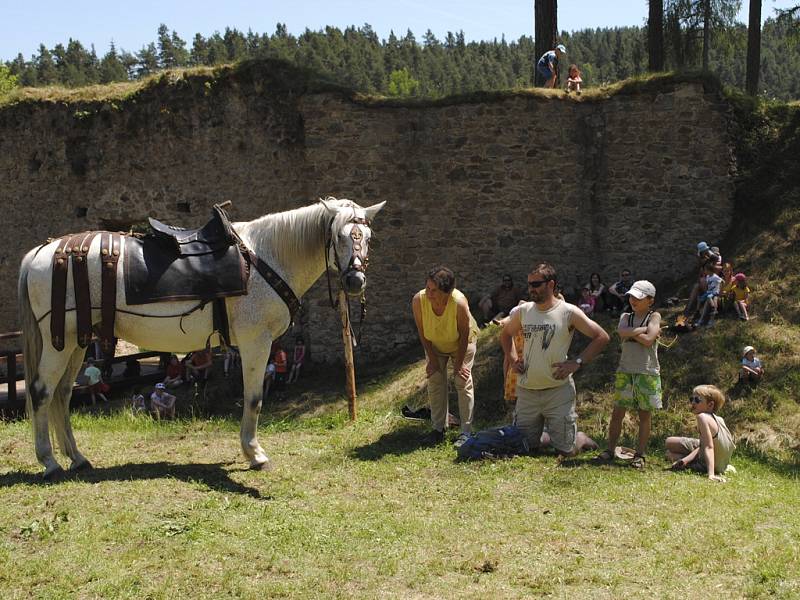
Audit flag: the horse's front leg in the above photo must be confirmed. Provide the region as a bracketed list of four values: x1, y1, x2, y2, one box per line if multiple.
[238, 344, 272, 470]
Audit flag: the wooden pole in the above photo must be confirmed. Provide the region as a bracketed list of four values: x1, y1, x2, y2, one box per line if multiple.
[338, 290, 357, 420]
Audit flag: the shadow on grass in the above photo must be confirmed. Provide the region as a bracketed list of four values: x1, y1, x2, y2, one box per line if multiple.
[349, 425, 431, 461]
[0, 461, 269, 499]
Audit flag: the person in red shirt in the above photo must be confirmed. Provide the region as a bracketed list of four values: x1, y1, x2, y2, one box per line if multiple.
[186, 348, 213, 383]
[272, 345, 288, 390]
[163, 354, 184, 388]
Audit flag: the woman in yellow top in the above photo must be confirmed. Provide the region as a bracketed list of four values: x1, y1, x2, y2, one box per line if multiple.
[412, 266, 479, 446]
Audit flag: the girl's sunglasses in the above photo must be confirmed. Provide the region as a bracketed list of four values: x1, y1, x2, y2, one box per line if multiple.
[690, 396, 703, 404]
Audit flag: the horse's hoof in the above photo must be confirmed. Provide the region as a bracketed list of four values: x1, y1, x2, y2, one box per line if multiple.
[43, 466, 66, 481]
[250, 459, 273, 472]
[70, 460, 93, 472]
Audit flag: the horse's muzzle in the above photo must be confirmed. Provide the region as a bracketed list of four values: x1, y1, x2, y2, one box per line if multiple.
[342, 270, 367, 296]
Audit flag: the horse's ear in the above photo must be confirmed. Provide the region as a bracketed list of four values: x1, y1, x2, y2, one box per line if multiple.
[319, 197, 338, 217]
[364, 201, 386, 221]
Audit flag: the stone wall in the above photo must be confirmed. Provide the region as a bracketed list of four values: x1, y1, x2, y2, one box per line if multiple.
[0, 67, 735, 363]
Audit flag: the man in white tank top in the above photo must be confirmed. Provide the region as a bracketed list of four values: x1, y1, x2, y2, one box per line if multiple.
[501, 263, 610, 455]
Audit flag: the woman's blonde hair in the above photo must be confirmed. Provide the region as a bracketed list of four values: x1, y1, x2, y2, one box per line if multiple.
[693, 384, 726, 412]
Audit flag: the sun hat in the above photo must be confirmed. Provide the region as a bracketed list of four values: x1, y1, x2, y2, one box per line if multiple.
[626, 280, 656, 299]
[155, 382, 166, 389]
[556, 44, 567, 54]
[697, 241, 710, 253]
[742, 345, 755, 357]
[734, 272, 747, 282]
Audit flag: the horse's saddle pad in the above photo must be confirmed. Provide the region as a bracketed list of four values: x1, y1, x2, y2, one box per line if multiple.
[124, 236, 249, 305]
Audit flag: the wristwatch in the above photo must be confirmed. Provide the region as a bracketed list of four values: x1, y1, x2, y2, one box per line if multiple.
[575, 357, 583, 368]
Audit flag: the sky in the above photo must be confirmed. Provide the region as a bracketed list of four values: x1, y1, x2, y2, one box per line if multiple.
[1, 0, 796, 62]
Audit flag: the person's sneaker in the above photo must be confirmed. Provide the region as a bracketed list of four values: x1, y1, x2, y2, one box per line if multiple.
[402, 405, 431, 421]
[447, 412, 460, 428]
[704, 319, 715, 328]
[453, 433, 470, 449]
[425, 429, 445, 445]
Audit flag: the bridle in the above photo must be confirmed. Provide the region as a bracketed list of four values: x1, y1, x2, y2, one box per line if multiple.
[324, 208, 373, 345]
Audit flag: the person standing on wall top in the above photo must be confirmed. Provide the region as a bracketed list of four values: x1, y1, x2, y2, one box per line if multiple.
[537, 44, 566, 89]
[412, 265, 480, 448]
[500, 263, 610, 455]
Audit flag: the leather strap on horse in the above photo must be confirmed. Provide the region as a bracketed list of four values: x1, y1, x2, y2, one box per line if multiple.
[245, 250, 301, 324]
[71, 232, 99, 348]
[100, 233, 121, 353]
[50, 236, 71, 351]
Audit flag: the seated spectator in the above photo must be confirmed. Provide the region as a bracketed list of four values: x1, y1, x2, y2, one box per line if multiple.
[163, 354, 184, 388]
[131, 391, 147, 413]
[83, 358, 109, 405]
[150, 382, 176, 419]
[665, 384, 734, 482]
[223, 346, 240, 378]
[272, 345, 288, 390]
[479, 274, 525, 324]
[684, 242, 722, 318]
[696, 264, 723, 327]
[606, 269, 633, 314]
[185, 348, 213, 384]
[739, 345, 764, 383]
[577, 287, 596, 317]
[263, 360, 276, 398]
[287, 338, 306, 384]
[730, 273, 751, 321]
[564, 63, 582, 95]
[586, 272, 606, 312]
[718, 262, 735, 315]
[123, 357, 141, 378]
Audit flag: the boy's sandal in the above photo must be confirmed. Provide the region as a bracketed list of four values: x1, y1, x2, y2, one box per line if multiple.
[630, 454, 646, 469]
[592, 449, 614, 463]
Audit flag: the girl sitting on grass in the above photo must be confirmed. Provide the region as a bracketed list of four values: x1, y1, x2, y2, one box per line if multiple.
[665, 384, 735, 482]
[730, 272, 751, 321]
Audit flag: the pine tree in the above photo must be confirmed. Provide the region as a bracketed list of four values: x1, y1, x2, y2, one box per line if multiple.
[99, 42, 128, 83]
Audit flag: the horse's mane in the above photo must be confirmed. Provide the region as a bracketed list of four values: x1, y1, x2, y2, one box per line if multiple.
[239, 198, 359, 263]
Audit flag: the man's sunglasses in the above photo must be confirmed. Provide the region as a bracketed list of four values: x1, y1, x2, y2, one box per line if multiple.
[527, 279, 550, 288]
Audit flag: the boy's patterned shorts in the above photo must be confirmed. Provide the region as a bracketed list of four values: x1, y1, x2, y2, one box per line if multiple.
[614, 372, 662, 411]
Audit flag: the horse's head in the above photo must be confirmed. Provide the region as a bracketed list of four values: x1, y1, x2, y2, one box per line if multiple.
[320, 197, 386, 296]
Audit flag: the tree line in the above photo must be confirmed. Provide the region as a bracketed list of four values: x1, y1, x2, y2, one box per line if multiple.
[2, 12, 799, 100]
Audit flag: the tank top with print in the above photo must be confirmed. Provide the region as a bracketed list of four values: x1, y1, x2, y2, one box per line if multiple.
[517, 299, 576, 390]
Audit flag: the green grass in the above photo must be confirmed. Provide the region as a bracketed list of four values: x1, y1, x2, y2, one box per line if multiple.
[1, 398, 799, 599]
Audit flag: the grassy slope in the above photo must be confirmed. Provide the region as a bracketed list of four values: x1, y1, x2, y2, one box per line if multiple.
[0, 75, 799, 598]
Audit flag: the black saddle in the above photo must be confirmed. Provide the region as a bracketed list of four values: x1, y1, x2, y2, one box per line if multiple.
[148, 203, 236, 256]
[124, 204, 249, 305]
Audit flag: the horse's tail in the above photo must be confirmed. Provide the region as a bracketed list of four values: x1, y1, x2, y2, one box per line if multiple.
[18, 251, 42, 421]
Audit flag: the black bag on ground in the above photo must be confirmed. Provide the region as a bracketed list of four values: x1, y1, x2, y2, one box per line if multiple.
[456, 425, 529, 460]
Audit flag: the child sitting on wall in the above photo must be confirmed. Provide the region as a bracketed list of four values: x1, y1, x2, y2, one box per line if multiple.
[565, 64, 582, 95]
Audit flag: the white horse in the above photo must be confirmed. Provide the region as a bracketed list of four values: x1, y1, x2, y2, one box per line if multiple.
[18, 198, 385, 478]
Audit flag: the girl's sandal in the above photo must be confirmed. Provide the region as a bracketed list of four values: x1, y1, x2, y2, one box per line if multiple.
[592, 449, 614, 463]
[631, 454, 646, 469]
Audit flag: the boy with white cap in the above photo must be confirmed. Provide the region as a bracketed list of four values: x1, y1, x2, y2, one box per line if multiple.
[150, 382, 176, 419]
[594, 280, 662, 468]
[740, 345, 763, 383]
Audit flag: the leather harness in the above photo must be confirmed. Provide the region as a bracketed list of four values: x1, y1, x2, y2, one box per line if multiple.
[45, 206, 308, 352]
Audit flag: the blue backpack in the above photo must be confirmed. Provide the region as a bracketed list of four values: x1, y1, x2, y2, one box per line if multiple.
[456, 425, 529, 460]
